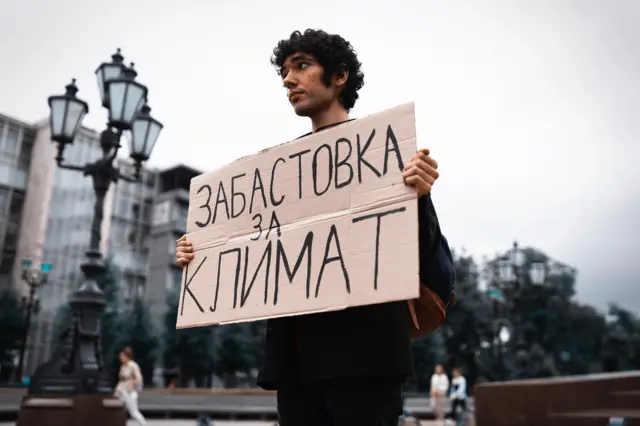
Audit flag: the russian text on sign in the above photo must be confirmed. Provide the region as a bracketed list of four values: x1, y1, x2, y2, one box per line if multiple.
[177, 102, 420, 329]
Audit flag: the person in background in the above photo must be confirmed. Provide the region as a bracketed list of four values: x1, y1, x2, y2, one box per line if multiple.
[430, 364, 449, 423]
[115, 346, 147, 426]
[447, 367, 468, 423]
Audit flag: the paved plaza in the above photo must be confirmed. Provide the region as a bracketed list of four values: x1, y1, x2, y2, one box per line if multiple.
[1, 420, 445, 426]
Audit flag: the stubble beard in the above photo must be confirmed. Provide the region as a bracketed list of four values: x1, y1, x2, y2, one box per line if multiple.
[292, 94, 333, 118]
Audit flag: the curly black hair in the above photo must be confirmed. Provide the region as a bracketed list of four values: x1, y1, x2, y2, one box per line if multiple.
[271, 29, 365, 111]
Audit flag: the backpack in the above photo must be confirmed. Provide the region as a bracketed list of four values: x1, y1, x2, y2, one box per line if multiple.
[408, 284, 456, 340]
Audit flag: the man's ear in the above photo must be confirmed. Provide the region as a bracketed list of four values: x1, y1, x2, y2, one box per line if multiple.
[333, 66, 349, 88]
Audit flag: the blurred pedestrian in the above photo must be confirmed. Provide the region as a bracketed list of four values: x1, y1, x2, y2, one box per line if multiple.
[115, 346, 147, 426]
[430, 364, 449, 423]
[446, 367, 467, 424]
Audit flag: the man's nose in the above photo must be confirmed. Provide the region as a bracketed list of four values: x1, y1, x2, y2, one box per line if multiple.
[283, 73, 297, 90]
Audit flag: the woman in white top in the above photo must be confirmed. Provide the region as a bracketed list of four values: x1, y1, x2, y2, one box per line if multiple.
[115, 346, 147, 426]
[430, 364, 449, 422]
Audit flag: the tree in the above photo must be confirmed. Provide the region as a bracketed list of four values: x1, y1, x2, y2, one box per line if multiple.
[163, 289, 216, 387]
[441, 250, 492, 388]
[0, 288, 27, 381]
[246, 320, 267, 375]
[114, 296, 159, 385]
[552, 301, 605, 375]
[98, 260, 125, 380]
[212, 323, 257, 387]
[604, 304, 640, 371]
[409, 329, 447, 392]
[480, 246, 610, 380]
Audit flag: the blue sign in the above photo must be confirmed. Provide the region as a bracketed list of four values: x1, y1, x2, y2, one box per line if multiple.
[41, 263, 53, 273]
[487, 288, 505, 301]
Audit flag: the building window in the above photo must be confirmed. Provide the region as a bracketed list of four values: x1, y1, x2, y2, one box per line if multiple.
[0, 187, 8, 212]
[117, 198, 128, 218]
[0, 254, 13, 275]
[9, 191, 24, 216]
[145, 172, 155, 189]
[3, 126, 20, 156]
[18, 140, 33, 170]
[142, 200, 152, 223]
[153, 200, 171, 227]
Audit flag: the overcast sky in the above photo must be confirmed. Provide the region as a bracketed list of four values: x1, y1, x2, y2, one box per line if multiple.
[1, 0, 638, 313]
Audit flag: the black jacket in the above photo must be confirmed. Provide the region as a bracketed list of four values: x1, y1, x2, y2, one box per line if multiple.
[256, 123, 455, 390]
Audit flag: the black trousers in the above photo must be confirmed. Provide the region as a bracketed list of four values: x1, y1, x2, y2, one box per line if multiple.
[448, 398, 467, 420]
[276, 376, 404, 426]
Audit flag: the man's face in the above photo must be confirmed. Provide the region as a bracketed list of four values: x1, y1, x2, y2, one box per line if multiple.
[280, 52, 338, 117]
[435, 365, 443, 374]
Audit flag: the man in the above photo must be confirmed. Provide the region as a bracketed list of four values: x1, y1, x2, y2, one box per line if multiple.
[430, 364, 450, 423]
[176, 29, 455, 425]
[447, 367, 468, 423]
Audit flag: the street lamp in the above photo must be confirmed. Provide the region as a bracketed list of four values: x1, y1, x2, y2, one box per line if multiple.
[28, 48, 163, 397]
[14, 259, 51, 383]
[487, 241, 548, 379]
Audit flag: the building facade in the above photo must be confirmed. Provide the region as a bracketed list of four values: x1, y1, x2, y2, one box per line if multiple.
[1, 111, 198, 376]
[0, 113, 34, 291]
[146, 165, 197, 324]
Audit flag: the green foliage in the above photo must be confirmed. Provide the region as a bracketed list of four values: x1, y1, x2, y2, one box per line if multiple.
[474, 246, 615, 381]
[212, 323, 260, 386]
[606, 304, 640, 370]
[0, 288, 26, 370]
[163, 289, 216, 386]
[162, 288, 267, 387]
[246, 320, 267, 371]
[441, 251, 493, 387]
[114, 296, 158, 385]
[99, 260, 125, 379]
[410, 329, 447, 392]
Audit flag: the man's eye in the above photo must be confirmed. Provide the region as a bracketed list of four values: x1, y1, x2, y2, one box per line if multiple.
[299, 63, 309, 69]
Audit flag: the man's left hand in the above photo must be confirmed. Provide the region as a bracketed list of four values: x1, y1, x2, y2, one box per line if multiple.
[403, 148, 440, 196]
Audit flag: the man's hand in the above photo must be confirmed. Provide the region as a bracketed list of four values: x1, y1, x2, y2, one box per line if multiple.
[176, 235, 194, 267]
[403, 148, 439, 197]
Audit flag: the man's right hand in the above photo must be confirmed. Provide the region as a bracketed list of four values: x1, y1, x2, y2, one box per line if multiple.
[176, 235, 194, 268]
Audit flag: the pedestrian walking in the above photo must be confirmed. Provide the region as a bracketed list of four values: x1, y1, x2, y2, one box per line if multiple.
[115, 346, 147, 426]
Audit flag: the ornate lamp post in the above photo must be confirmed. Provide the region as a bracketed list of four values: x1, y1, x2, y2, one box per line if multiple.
[26, 49, 163, 397]
[487, 241, 548, 380]
[14, 260, 52, 383]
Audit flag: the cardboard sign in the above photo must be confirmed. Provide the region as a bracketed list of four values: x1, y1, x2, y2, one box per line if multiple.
[176, 102, 419, 329]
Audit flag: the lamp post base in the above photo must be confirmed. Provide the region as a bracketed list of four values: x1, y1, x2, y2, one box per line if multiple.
[24, 249, 113, 396]
[16, 394, 126, 426]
